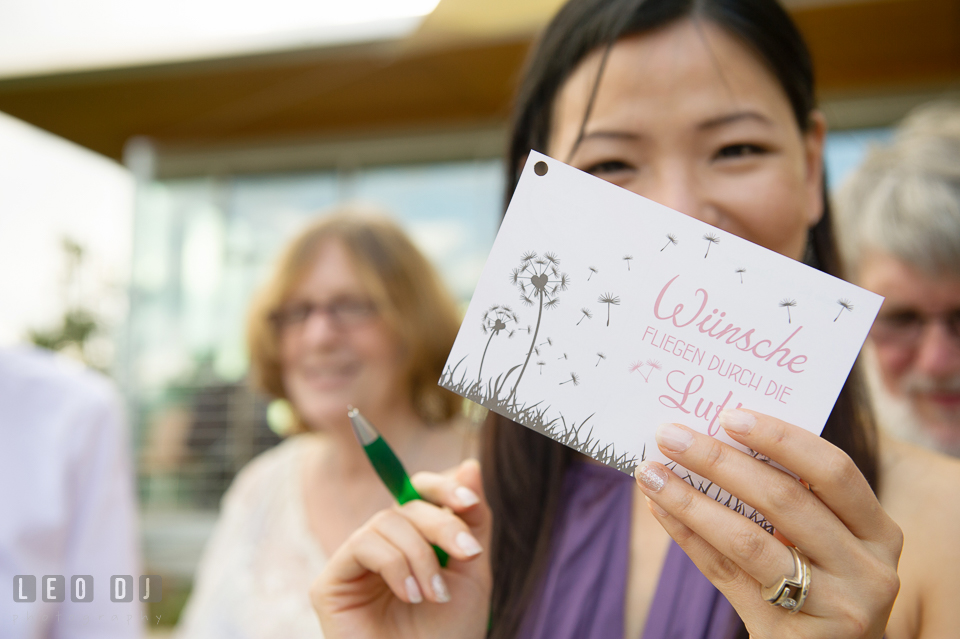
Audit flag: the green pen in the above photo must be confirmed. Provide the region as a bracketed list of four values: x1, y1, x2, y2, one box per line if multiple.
[348, 406, 450, 567]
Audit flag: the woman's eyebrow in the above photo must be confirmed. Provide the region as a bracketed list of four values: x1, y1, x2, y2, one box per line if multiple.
[581, 130, 642, 141]
[698, 111, 773, 131]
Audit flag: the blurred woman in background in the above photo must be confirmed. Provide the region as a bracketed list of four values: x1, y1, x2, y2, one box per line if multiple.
[176, 210, 475, 638]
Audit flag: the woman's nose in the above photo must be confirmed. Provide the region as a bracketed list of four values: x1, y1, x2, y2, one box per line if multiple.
[641, 164, 714, 224]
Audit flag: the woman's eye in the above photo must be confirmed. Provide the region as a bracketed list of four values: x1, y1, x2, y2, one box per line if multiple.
[585, 160, 633, 175]
[715, 143, 767, 159]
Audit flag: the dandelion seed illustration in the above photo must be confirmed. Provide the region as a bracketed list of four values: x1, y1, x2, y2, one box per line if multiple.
[629, 361, 644, 373]
[587, 266, 598, 281]
[534, 347, 541, 356]
[735, 267, 746, 283]
[703, 233, 720, 258]
[508, 330, 515, 338]
[623, 255, 633, 271]
[477, 305, 519, 383]
[558, 353, 568, 360]
[537, 360, 546, 375]
[638, 358, 663, 382]
[525, 325, 532, 334]
[595, 352, 606, 367]
[834, 299, 854, 322]
[539, 337, 553, 347]
[577, 308, 593, 326]
[509, 252, 569, 400]
[598, 292, 621, 327]
[559, 372, 580, 386]
[661, 234, 678, 251]
[779, 299, 797, 324]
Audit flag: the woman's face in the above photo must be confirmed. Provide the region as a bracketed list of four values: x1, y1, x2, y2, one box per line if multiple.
[278, 240, 408, 429]
[549, 19, 826, 261]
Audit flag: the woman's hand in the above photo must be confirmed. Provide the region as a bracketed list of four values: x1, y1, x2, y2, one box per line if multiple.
[635, 408, 903, 638]
[311, 459, 491, 639]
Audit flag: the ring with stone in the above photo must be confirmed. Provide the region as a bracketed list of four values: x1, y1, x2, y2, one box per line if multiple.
[760, 546, 811, 614]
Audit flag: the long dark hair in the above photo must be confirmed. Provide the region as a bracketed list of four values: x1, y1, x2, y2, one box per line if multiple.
[483, 1, 880, 637]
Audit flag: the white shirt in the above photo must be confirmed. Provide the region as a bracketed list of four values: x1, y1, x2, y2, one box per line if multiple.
[175, 435, 327, 639]
[0, 346, 142, 639]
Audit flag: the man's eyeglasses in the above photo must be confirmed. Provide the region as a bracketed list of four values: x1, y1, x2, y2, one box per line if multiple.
[870, 309, 960, 347]
[269, 299, 377, 332]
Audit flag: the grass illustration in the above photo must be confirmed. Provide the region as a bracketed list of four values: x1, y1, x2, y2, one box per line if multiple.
[439, 361, 640, 473]
[664, 459, 773, 533]
[509, 251, 570, 402]
[835, 299, 853, 322]
[703, 232, 720, 258]
[577, 308, 593, 326]
[623, 255, 633, 270]
[779, 298, 797, 324]
[598, 292, 621, 326]
[661, 234, 678, 251]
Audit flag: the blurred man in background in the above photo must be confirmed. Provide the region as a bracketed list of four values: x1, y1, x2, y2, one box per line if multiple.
[837, 101, 960, 457]
[0, 345, 143, 638]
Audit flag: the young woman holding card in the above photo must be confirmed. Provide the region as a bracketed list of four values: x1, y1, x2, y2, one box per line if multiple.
[310, 1, 960, 637]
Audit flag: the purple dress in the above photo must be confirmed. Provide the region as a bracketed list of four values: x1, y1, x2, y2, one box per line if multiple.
[518, 461, 740, 639]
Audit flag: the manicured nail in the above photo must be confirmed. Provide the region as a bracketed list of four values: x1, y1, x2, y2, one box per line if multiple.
[404, 576, 423, 603]
[656, 423, 693, 453]
[720, 409, 756, 435]
[456, 531, 483, 557]
[645, 496, 669, 517]
[455, 486, 480, 508]
[635, 462, 667, 492]
[432, 574, 450, 603]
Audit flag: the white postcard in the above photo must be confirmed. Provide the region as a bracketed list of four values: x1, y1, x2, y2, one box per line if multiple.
[441, 151, 882, 526]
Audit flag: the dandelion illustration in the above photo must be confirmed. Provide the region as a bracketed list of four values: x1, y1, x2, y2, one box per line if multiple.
[537, 360, 546, 375]
[779, 299, 797, 324]
[595, 352, 606, 367]
[577, 308, 593, 326]
[661, 234, 678, 251]
[703, 233, 720, 258]
[524, 325, 533, 334]
[623, 255, 634, 271]
[559, 372, 580, 386]
[834, 299, 854, 322]
[598, 292, 621, 327]
[534, 347, 541, 356]
[587, 266, 598, 281]
[508, 330, 515, 338]
[509, 251, 570, 400]
[539, 337, 553, 347]
[629, 361, 644, 374]
[735, 267, 746, 283]
[477, 305, 519, 383]
[558, 353, 568, 360]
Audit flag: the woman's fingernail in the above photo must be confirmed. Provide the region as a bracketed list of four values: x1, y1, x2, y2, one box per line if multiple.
[431, 574, 450, 603]
[456, 531, 483, 557]
[720, 409, 756, 435]
[656, 423, 693, 453]
[645, 496, 669, 517]
[635, 462, 667, 492]
[455, 486, 480, 508]
[404, 576, 423, 604]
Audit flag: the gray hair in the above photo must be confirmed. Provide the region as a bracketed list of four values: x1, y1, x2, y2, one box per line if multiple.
[835, 101, 960, 279]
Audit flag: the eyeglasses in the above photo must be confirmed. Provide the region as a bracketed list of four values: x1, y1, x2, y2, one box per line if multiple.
[870, 309, 960, 347]
[269, 299, 377, 332]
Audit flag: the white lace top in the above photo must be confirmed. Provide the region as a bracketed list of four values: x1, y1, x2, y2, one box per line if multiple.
[175, 435, 328, 639]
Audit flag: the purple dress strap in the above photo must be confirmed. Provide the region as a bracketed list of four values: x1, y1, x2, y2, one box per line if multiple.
[517, 461, 740, 639]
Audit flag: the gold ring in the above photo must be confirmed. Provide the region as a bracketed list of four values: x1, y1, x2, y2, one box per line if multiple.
[761, 546, 811, 613]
